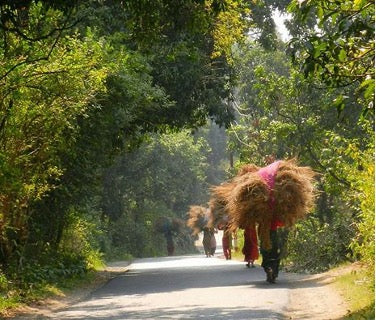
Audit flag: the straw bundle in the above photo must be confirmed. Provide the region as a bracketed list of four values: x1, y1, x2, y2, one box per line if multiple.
[208, 181, 234, 228]
[273, 159, 316, 227]
[226, 173, 271, 230]
[223, 159, 316, 249]
[186, 205, 209, 235]
[171, 217, 185, 232]
[236, 164, 260, 176]
[154, 216, 172, 233]
[208, 164, 260, 228]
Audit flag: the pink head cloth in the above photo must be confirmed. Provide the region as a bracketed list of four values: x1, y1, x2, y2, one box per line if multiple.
[257, 160, 284, 230]
[257, 160, 281, 190]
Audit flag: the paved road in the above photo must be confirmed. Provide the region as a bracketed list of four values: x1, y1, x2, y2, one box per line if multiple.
[50, 254, 289, 320]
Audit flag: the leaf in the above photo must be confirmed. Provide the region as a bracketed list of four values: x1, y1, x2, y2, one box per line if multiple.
[332, 95, 346, 115]
[338, 49, 347, 62]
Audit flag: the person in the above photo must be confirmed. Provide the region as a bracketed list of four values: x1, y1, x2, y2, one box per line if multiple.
[260, 219, 283, 283]
[209, 228, 217, 256]
[203, 227, 215, 257]
[165, 229, 175, 256]
[221, 223, 232, 260]
[258, 158, 286, 283]
[242, 225, 259, 268]
[233, 232, 239, 253]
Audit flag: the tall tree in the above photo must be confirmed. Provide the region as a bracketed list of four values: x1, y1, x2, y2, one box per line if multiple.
[287, 0, 375, 115]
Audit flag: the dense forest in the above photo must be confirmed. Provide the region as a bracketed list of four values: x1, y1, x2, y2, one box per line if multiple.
[0, 0, 374, 308]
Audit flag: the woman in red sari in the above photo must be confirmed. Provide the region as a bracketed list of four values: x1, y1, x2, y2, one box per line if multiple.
[242, 225, 259, 268]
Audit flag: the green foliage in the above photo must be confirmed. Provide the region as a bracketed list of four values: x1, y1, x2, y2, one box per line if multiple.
[229, 43, 374, 272]
[58, 209, 105, 270]
[287, 0, 375, 114]
[101, 130, 210, 258]
[348, 148, 375, 274]
[0, 9, 109, 264]
[335, 266, 375, 319]
[286, 215, 356, 272]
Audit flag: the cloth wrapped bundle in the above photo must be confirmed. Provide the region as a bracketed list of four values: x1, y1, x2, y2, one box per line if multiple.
[154, 216, 172, 233]
[155, 216, 183, 234]
[226, 159, 316, 249]
[186, 205, 210, 235]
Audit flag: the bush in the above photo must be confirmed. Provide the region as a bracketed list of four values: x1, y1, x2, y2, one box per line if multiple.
[349, 151, 375, 279]
[285, 214, 356, 273]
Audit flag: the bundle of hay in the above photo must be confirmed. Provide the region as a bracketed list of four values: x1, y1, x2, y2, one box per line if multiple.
[208, 181, 234, 228]
[226, 173, 271, 245]
[273, 159, 316, 226]
[186, 205, 210, 235]
[224, 159, 316, 249]
[208, 163, 261, 228]
[236, 164, 260, 176]
[154, 216, 173, 234]
[171, 217, 185, 232]
[154, 216, 183, 234]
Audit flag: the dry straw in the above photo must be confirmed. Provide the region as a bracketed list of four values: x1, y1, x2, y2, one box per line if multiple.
[208, 163, 261, 229]
[209, 159, 316, 249]
[186, 205, 209, 235]
[273, 159, 316, 227]
[155, 216, 183, 233]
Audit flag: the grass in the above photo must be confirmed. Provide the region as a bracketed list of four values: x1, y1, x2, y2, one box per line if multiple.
[0, 270, 99, 318]
[333, 264, 375, 320]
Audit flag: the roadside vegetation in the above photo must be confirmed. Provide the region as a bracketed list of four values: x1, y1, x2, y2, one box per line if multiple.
[0, 0, 373, 317]
[334, 264, 375, 319]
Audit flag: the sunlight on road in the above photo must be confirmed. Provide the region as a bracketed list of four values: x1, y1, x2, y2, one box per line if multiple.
[130, 255, 242, 270]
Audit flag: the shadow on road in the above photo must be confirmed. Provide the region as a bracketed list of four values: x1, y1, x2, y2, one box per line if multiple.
[53, 304, 286, 320]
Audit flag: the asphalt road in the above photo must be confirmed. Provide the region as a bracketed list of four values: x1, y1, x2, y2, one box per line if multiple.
[50, 254, 290, 320]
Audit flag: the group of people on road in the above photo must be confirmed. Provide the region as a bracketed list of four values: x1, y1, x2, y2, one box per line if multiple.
[203, 223, 285, 284]
[202, 227, 217, 257]
[203, 222, 260, 269]
[189, 156, 315, 284]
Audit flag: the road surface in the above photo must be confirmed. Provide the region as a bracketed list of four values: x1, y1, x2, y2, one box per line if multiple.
[49, 254, 290, 320]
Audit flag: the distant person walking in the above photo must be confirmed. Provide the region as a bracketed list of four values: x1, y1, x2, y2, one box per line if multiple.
[219, 223, 232, 260]
[165, 229, 175, 256]
[203, 227, 216, 257]
[242, 225, 259, 268]
[210, 229, 217, 256]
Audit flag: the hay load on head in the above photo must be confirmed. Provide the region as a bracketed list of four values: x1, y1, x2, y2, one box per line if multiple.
[208, 181, 233, 228]
[186, 205, 211, 235]
[209, 163, 261, 230]
[215, 159, 317, 250]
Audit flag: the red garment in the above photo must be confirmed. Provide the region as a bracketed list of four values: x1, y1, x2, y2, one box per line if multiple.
[222, 226, 232, 259]
[222, 235, 231, 259]
[242, 226, 259, 262]
[271, 218, 284, 231]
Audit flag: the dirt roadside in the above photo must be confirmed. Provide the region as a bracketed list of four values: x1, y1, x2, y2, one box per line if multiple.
[284, 266, 352, 320]
[7, 260, 351, 320]
[5, 262, 131, 320]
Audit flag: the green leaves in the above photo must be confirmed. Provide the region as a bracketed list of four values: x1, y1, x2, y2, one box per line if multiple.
[232, 42, 374, 273]
[287, 0, 375, 114]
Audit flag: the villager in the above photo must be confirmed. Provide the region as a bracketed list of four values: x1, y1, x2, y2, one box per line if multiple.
[210, 228, 217, 256]
[154, 216, 183, 256]
[202, 227, 216, 257]
[225, 159, 316, 283]
[165, 229, 175, 256]
[242, 225, 259, 268]
[219, 223, 232, 260]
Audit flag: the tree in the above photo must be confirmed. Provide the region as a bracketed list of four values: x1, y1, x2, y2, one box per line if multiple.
[101, 131, 209, 257]
[0, 23, 108, 264]
[228, 42, 373, 270]
[287, 0, 375, 115]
